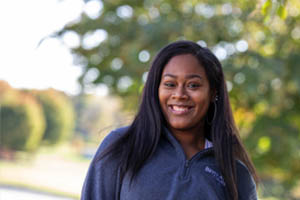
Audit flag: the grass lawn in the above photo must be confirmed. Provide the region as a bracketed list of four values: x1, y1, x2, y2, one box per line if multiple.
[0, 143, 94, 199]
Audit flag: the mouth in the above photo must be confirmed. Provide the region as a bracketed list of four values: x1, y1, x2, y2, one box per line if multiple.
[168, 105, 194, 115]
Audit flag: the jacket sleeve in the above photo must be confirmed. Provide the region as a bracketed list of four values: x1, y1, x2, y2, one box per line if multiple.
[81, 128, 126, 200]
[236, 161, 258, 200]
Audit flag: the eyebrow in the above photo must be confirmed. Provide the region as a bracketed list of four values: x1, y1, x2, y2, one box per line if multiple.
[162, 74, 203, 79]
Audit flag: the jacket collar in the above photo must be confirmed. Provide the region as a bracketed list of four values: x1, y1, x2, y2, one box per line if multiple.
[162, 126, 214, 160]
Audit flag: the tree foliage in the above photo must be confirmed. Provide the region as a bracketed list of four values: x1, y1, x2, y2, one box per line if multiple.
[57, 0, 300, 198]
[0, 81, 46, 151]
[31, 89, 75, 145]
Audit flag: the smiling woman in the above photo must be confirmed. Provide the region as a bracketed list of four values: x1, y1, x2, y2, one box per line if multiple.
[158, 54, 214, 159]
[81, 41, 259, 200]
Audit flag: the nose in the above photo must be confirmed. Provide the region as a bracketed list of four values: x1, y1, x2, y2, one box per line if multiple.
[171, 86, 188, 100]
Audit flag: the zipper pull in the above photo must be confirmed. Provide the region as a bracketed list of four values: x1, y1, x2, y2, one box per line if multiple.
[185, 160, 189, 167]
[181, 160, 190, 179]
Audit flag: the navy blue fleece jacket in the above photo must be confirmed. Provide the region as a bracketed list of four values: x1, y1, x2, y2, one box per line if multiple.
[81, 127, 257, 200]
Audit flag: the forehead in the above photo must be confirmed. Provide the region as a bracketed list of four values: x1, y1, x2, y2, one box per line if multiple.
[162, 54, 206, 76]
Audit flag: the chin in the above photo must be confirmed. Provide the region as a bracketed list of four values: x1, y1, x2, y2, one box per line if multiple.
[168, 120, 204, 132]
[169, 123, 193, 131]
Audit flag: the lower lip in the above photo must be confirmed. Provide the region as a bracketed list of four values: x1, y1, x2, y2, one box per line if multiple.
[168, 106, 193, 115]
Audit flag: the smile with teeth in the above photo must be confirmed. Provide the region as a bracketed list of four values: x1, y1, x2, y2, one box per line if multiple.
[169, 105, 193, 115]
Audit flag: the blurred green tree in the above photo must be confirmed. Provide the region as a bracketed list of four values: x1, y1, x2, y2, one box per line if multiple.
[31, 89, 75, 145]
[0, 81, 46, 152]
[56, 0, 300, 198]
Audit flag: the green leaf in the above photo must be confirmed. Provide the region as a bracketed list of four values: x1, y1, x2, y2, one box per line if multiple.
[277, 5, 287, 19]
[262, 0, 272, 16]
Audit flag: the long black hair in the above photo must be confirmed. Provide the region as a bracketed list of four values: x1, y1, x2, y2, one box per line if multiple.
[97, 40, 258, 200]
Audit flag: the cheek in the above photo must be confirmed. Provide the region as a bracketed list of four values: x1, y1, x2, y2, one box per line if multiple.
[158, 87, 168, 103]
[158, 88, 166, 111]
[193, 93, 211, 111]
[158, 87, 163, 104]
[202, 101, 211, 115]
[158, 89, 171, 118]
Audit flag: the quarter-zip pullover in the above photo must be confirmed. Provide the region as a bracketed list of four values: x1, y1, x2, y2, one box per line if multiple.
[81, 127, 257, 200]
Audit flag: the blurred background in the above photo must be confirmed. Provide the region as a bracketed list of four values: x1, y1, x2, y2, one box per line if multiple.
[0, 0, 299, 199]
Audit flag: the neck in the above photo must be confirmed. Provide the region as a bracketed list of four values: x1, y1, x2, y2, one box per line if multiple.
[170, 125, 206, 159]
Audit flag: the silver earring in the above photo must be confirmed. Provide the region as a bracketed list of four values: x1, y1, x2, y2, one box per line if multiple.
[215, 95, 219, 102]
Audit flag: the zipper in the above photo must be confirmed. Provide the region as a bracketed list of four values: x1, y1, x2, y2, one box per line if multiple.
[180, 148, 213, 179]
[181, 160, 190, 179]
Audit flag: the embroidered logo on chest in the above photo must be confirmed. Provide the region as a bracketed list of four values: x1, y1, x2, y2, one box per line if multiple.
[204, 166, 226, 186]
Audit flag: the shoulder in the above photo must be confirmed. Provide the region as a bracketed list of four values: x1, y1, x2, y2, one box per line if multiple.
[89, 126, 129, 170]
[236, 160, 258, 200]
[81, 127, 129, 199]
[99, 126, 129, 149]
[95, 126, 129, 156]
[236, 160, 254, 183]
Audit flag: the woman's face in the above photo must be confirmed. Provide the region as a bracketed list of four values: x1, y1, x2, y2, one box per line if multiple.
[158, 54, 213, 133]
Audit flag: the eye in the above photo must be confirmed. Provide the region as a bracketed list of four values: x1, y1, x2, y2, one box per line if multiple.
[187, 82, 200, 89]
[164, 82, 175, 87]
